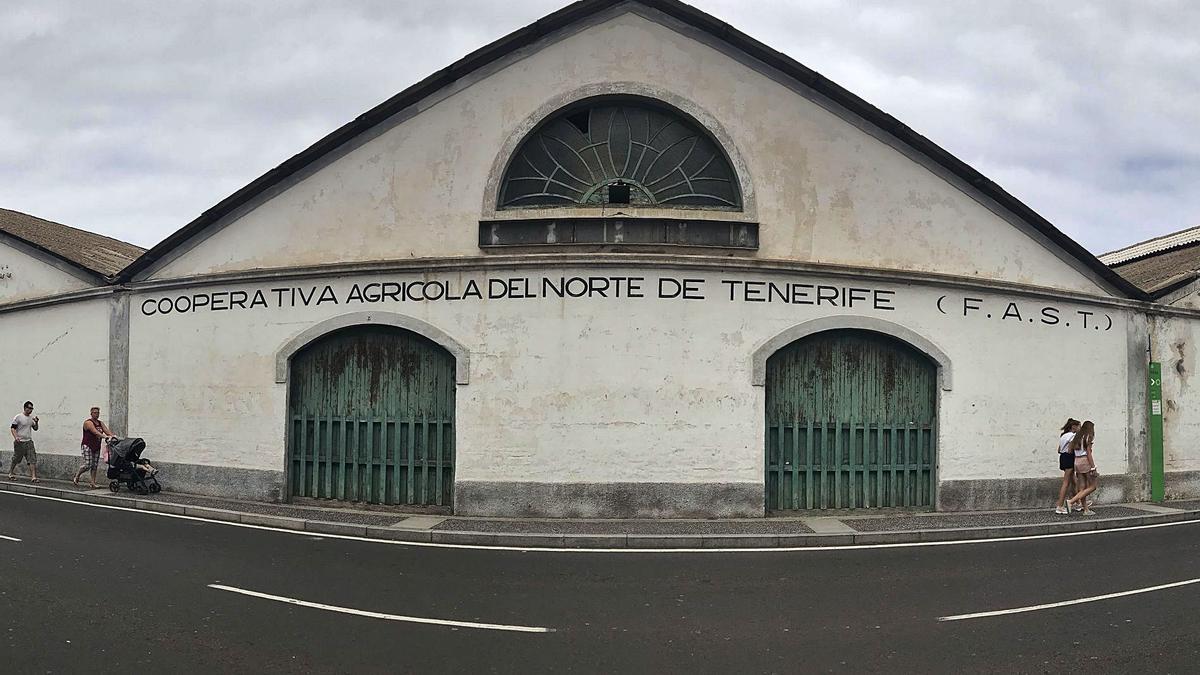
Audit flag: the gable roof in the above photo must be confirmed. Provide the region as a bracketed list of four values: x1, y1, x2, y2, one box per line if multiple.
[115, 0, 1146, 299]
[1100, 225, 1200, 297]
[0, 207, 144, 279]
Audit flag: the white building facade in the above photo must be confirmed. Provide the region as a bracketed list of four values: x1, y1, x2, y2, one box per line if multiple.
[3, 0, 1196, 516]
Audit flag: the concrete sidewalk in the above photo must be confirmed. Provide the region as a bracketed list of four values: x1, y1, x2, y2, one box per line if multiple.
[3, 477, 1197, 548]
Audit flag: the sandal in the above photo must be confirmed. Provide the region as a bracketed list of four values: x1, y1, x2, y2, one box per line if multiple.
[30, 478, 39, 483]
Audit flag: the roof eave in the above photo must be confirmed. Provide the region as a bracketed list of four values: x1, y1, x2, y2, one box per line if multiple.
[0, 228, 110, 284]
[1144, 273, 1200, 300]
[1104, 239, 1200, 269]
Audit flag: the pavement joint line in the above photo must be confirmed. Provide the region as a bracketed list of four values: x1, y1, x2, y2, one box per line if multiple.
[1123, 502, 1184, 514]
[937, 577, 1200, 622]
[800, 517, 857, 534]
[390, 515, 447, 530]
[30, 477, 424, 521]
[835, 505, 1140, 521]
[207, 584, 555, 633]
[5, 486, 1200, 553]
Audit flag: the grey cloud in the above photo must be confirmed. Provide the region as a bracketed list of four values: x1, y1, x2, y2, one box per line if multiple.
[1, 0, 1197, 253]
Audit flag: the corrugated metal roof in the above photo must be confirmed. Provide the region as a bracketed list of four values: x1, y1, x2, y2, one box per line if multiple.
[1098, 224, 1200, 266]
[0, 207, 145, 278]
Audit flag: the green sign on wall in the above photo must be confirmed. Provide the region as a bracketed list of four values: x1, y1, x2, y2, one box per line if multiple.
[1149, 362, 1165, 502]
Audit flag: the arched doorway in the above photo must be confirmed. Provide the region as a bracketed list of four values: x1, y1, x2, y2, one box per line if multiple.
[287, 324, 456, 506]
[765, 329, 937, 511]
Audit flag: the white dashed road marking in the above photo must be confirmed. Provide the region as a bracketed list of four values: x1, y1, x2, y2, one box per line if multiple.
[938, 577, 1200, 621]
[208, 583, 555, 633]
[0, 534, 20, 542]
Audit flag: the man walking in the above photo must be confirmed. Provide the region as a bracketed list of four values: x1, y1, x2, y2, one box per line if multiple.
[10, 401, 40, 483]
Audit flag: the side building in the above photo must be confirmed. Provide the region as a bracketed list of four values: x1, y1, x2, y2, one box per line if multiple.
[1102, 226, 1200, 499]
[0, 207, 143, 471]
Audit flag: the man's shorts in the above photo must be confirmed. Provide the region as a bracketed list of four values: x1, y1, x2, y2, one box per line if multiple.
[12, 439, 36, 466]
[81, 444, 100, 470]
[1059, 452, 1075, 471]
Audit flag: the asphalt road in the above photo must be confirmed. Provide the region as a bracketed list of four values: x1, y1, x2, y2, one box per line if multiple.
[2, 491, 1199, 674]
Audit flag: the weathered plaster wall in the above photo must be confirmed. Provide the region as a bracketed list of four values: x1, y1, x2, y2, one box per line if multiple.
[1151, 315, 1200, 478]
[0, 241, 93, 304]
[1145, 284, 1200, 498]
[128, 264, 1131, 513]
[148, 10, 1107, 296]
[0, 299, 110, 468]
[1168, 294, 1200, 311]
[1159, 280, 1200, 311]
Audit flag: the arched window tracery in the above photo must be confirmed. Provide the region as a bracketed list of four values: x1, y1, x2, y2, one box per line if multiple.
[499, 100, 742, 210]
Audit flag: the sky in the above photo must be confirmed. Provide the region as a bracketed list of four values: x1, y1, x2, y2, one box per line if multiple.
[1, 0, 1198, 254]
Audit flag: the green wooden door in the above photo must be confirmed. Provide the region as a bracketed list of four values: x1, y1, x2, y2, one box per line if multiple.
[288, 325, 455, 506]
[765, 329, 936, 511]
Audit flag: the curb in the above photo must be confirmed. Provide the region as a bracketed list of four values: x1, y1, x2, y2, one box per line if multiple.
[3, 481, 1198, 549]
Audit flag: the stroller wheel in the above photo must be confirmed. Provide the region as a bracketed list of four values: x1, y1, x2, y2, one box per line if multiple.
[149, 482, 161, 494]
[108, 481, 120, 493]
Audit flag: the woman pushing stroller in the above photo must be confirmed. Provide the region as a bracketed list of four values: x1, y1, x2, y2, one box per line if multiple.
[73, 406, 114, 488]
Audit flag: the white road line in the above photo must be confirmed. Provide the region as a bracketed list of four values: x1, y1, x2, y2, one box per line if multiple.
[3, 489, 1200, 554]
[208, 583, 554, 633]
[0, 534, 20, 542]
[938, 577, 1200, 622]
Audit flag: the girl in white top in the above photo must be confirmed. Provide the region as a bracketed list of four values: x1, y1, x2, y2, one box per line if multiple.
[1055, 418, 1080, 514]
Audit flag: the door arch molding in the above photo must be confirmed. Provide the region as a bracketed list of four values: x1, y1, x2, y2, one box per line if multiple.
[275, 311, 471, 385]
[751, 315, 952, 391]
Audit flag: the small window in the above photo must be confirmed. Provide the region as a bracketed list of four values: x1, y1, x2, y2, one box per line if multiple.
[498, 99, 742, 209]
[607, 181, 630, 204]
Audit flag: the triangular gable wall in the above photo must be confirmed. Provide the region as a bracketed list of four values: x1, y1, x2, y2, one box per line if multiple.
[125, 1, 1137, 299]
[0, 233, 100, 304]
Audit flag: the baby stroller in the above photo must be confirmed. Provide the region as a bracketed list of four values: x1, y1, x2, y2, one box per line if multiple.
[106, 437, 161, 495]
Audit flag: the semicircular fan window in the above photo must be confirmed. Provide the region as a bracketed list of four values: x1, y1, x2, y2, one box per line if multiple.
[499, 102, 741, 209]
